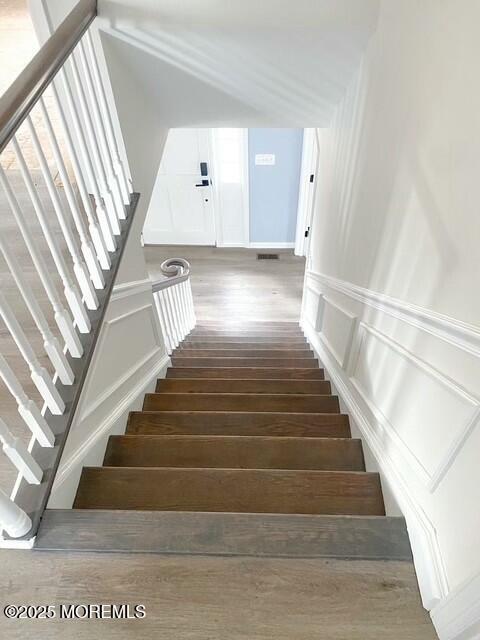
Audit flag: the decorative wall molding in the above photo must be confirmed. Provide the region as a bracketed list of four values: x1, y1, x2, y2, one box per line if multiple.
[352, 322, 480, 493]
[52, 350, 170, 491]
[321, 295, 358, 369]
[431, 571, 480, 640]
[78, 302, 163, 423]
[307, 270, 480, 359]
[110, 276, 152, 302]
[302, 317, 449, 610]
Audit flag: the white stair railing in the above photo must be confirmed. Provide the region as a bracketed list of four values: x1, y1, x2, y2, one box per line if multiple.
[0, 0, 135, 541]
[152, 259, 196, 354]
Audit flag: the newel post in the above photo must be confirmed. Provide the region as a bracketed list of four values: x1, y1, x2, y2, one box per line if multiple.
[0, 489, 32, 538]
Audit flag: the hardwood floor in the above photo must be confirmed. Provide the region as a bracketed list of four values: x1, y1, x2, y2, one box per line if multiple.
[144, 245, 305, 322]
[0, 550, 437, 639]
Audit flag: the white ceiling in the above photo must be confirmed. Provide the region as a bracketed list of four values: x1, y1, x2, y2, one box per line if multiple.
[98, 0, 379, 126]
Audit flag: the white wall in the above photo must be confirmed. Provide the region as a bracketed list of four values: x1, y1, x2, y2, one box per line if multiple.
[96, 0, 379, 127]
[301, 2, 480, 638]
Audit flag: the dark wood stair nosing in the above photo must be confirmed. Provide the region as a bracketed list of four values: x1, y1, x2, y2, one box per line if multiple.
[103, 434, 365, 471]
[34, 510, 412, 560]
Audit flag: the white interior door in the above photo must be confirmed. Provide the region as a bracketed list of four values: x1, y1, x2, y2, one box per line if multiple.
[143, 129, 216, 245]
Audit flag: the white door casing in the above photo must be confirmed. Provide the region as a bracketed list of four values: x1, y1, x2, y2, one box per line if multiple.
[295, 128, 319, 258]
[143, 129, 216, 245]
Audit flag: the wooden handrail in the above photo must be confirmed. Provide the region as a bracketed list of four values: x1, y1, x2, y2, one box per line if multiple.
[152, 258, 191, 292]
[0, 0, 97, 154]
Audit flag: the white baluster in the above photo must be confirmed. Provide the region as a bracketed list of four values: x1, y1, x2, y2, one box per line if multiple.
[66, 58, 121, 235]
[38, 97, 109, 279]
[160, 289, 176, 352]
[76, 40, 126, 219]
[164, 289, 180, 348]
[153, 292, 172, 355]
[49, 83, 116, 254]
[85, 30, 132, 203]
[175, 285, 188, 340]
[0, 489, 32, 538]
[0, 354, 54, 447]
[0, 165, 83, 358]
[26, 116, 99, 310]
[187, 279, 196, 329]
[179, 282, 190, 336]
[0, 418, 43, 485]
[12, 137, 91, 334]
[0, 292, 65, 415]
[0, 239, 74, 385]
[184, 280, 194, 330]
[173, 284, 187, 340]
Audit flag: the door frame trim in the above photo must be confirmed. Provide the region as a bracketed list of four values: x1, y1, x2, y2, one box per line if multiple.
[295, 128, 319, 257]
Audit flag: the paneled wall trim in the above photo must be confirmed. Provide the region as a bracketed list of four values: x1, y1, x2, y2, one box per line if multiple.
[307, 271, 480, 359]
[301, 269, 480, 623]
[49, 279, 168, 505]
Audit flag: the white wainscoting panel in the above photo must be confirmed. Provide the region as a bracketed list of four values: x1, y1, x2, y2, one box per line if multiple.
[321, 296, 358, 369]
[48, 278, 169, 508]
[302, 311, 449, 610]
[351, 323, 480, 490]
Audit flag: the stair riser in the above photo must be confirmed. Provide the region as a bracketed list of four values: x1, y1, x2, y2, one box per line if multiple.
[73, 468, 385, 516]
[104, 436, 364, 471]
[127, 411, 351, 438]
[156, 379, 331, 395]
[143, 393, 340, 413]
[171, 357, 318, 368]
[166, 367, 325, 380]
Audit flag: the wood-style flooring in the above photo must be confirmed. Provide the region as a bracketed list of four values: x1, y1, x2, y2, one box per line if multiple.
[144, 245, 305, 322]
[0, 550, 437, 639]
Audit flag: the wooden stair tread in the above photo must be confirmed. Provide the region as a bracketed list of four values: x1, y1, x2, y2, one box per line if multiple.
[156, 378, 331, 394]
[104, 435, 364, 471]
[190, 330, 305, 342]
[172, 348, 314, 358]
[171, 357, 319, 368]
[184, 336, 307, 344]
[179, 341, 312, 350]
[143, 392, 340, 413]
[127, 411, 351, 437]
[73, 467, 385, 516]
[43, 319, 395, 558]
[166, 367, 324, 379]
[35, 510, 411, 560]
[194, 322, 301, 327]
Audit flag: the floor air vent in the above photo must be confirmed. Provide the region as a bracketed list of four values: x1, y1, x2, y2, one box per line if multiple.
[257, 253, 279, 260]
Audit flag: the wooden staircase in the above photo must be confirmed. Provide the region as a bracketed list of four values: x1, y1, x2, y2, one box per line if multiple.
[35, 321, 411, 559]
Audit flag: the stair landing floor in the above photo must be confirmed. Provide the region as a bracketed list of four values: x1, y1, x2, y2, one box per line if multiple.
[0, 549, 437, 640]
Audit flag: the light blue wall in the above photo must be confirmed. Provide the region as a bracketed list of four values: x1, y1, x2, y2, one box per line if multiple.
[248, 128, 304, 243]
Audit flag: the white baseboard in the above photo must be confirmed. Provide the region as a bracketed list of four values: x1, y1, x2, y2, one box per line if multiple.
[248, 242, 295, 249]
[431, 572, 480, 640]
[216, 242, 246, 248]
[302, 318, 449, 611]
